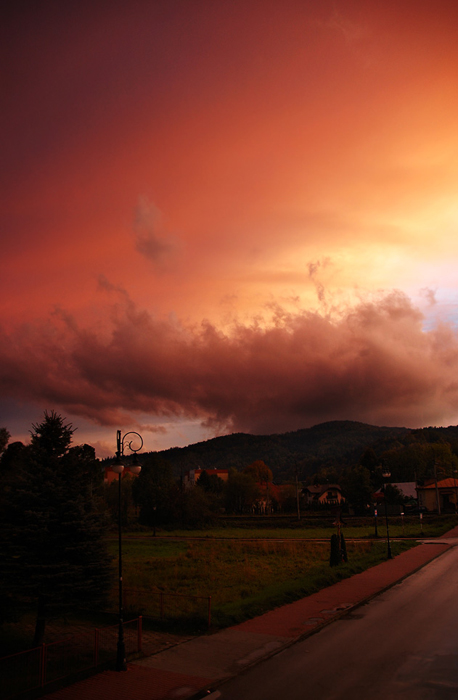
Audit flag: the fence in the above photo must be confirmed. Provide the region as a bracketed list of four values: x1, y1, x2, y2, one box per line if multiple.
[123, 588, 212, 629]
[0, 617, 142, 700]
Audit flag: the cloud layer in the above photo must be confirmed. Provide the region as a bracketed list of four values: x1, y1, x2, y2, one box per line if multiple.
[2, 290, 458, 435]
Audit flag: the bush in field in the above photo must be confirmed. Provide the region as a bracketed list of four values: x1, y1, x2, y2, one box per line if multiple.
[329, 534, 347, 566]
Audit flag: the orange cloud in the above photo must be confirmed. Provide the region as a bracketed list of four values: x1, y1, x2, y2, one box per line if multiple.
[1, 290, 458, 434]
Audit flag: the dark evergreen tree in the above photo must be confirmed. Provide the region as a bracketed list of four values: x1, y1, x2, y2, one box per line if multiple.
[0, 411, 111, 645]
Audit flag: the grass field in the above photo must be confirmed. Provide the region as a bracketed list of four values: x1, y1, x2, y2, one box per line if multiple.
[110, 536, 416, 630]
[3, 515, 455, 653]
[123, 513, 458, 541]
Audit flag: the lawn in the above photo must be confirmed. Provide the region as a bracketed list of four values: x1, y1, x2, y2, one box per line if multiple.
[123, 513, 458, 541]
[3, 515, 454, 655]
[110, 536, 417, 630]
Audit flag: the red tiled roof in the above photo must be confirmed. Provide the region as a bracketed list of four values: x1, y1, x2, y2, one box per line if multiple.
[419, 478, 458, 489]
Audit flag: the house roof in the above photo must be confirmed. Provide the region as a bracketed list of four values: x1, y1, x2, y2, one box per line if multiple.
[304, 485, 323, 494]
[418, 478, 458, 490]
[304, 484, 342, 497]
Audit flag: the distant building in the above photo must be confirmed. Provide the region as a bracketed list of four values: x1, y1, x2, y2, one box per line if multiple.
[417, 478, 458, 512]
[303, 484, 344, 507]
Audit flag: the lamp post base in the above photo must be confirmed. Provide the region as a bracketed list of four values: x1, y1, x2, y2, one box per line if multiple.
[116, 640, 127, 672]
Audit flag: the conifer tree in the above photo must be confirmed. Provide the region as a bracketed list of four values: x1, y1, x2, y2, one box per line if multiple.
[0, 411, 112, 645]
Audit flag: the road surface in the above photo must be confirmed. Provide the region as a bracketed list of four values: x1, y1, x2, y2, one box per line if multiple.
[218, 544, 458, 699]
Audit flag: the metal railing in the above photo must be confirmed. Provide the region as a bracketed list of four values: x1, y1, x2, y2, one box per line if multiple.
[0, 617, 142, 700]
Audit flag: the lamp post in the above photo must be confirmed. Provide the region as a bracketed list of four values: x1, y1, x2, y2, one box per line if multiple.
[382, 468, 392, 559]
[112, 429, 143, 672]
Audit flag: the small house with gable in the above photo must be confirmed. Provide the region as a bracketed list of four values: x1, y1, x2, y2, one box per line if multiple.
[303, 484, 344, 507]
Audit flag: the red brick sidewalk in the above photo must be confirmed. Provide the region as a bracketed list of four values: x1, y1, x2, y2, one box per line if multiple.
[236, 541, 449, 638]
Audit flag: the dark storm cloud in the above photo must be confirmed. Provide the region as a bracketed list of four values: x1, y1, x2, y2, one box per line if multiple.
[1, 291, 458, 433]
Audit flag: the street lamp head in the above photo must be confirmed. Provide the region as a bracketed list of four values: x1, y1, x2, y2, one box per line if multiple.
[112, 454, 124, 475]
[382, 468, 391, 480]
[129, 452, 142, 476]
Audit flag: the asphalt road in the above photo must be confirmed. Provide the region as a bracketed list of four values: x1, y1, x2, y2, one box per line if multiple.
[217, 544, 458, 700]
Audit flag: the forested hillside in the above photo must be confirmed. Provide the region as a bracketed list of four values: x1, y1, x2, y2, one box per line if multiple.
[128, 420, 458, 483]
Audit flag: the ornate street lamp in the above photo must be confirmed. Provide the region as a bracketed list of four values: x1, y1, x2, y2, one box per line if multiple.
[113, 429, 143, 672]
[382, 467, 392, 560]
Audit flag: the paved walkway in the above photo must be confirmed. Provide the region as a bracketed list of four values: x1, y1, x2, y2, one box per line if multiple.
[45, 529, 458, 700]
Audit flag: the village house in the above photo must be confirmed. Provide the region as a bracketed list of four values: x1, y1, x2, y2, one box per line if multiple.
[302, 484, 344, 507]
[417, 478, 458, 513]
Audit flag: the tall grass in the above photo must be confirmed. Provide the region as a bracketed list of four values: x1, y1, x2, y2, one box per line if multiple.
[109, 538, 415, 630]
[127, 514, 458, 540]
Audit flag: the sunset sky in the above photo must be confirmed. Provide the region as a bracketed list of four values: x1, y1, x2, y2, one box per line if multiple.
[3, 0, 458, 458]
